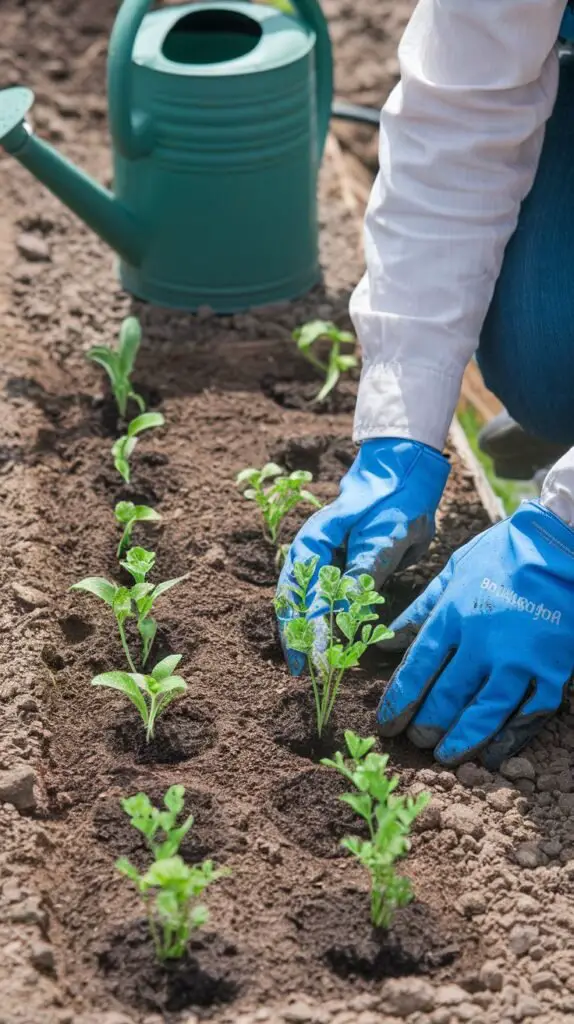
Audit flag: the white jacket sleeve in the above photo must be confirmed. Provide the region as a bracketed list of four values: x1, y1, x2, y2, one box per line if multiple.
[350, 0, 564, 450]
[541, 448, 574, 526]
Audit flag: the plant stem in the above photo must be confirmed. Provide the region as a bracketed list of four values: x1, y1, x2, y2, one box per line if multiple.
[118, 620, 137, 673]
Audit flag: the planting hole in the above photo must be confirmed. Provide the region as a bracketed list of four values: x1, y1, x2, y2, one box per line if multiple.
[241, 602, 283, 662]
[269, 768, 364, 859]
[290, 890, 461, 981]
[106, 704, 216, 764]
[93, 785, 227, 865]
[59, 614, 95, 645]
[163, 9, 262, 65]
[98, 920, 240, 1012]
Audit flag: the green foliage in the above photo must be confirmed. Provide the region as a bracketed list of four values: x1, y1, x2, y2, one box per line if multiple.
[293, 320, 358, 403]
[71, 550, 188, 669]
[87, 316, 146, 419]
[119, 784, 193, 858]
[278, 560, 393, 736]
[117, 786, 230, 960]
[236, 463, 321, 548]
[112, 412, 165, 484]
[321, 730, 430, 928]
[115, 501, 161, 558]
[92, 656, 187, 742]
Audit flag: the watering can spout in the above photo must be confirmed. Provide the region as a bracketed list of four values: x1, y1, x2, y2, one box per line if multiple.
[0, 88, 145, 268]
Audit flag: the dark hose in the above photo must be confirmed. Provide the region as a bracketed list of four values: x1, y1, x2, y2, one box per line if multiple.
[331, 100, 380, 126]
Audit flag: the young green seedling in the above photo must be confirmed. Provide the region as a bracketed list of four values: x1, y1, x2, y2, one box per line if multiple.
[72, 551, 188, 670]
[112, 412, 165, 484]
[293, 320, 358, 403]
[119, 784, 193, 859]
[87, 316, 146, 419]
[277, 559, 393, 736]
[116, 785, 230, 960]
[321, 730, 430, 929]
[236, 463, 321, 558]
[120, 546, 188, 666]
[115, 501, 161, 558]
[92, 655, 187, 742]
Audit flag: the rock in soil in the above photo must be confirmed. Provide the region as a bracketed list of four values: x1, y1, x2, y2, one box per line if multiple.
[0, 766, 37, 811]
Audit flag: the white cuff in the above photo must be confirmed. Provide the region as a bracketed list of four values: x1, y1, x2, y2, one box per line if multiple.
[540, 448, 574, 527]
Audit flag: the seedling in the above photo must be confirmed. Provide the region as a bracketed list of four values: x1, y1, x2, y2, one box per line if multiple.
[119, 784, 193, 859]
[116, 785, 230, 960]
[71, 553, 188, 670]
[277, 559, 393, 736]
[92, 655, 187, 742]
[115, 501, 161, 558]
[120, 546, 188, 665]
[322, 731, 430, 928]
[236, 463, 321, 554]
[112, 412, 165, 484]
[87, 316, 146, 419]
[293, 320, 358, 403]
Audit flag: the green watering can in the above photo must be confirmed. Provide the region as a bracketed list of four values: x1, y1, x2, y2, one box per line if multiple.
[0, 0, 332, 311]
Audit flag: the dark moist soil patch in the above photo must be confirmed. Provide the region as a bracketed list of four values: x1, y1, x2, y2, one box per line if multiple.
[269, 433, 356, 480]
[226, 528, 278, 587]
[289, 889, 461, 981]
[271, 687, 382, 762]
[261, 374, 357, 414]
[97, 919, 242, 1013]
[106, 704, 217, 765]
[268, 767, 364, 858]
[92, 784, 230, 866]
[241, 601, 283, 662]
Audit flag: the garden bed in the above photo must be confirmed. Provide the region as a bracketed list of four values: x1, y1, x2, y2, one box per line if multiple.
[1, 3, 574, 1024]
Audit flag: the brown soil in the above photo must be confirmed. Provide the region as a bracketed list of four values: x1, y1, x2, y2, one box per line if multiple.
[3, 4, 574, 1024]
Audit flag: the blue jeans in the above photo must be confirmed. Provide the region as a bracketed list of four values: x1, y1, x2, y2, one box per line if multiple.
[478, 54, 574, 444]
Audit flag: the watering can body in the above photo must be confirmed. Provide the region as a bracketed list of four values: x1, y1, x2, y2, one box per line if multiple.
[0, 0, 332, 313]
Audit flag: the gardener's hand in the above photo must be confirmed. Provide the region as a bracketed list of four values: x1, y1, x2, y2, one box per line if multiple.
[377, 501, 574, 768]
[276, 437, 450, 674]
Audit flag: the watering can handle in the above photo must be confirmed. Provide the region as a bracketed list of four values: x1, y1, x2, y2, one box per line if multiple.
[108, 0, 155, 160]
[107, 0, 333, 161]
[289, 0, 333, 159]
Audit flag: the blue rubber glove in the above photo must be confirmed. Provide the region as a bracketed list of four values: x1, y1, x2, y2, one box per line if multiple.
[276, 437, 450, 673]
[378, 501, 574, 768]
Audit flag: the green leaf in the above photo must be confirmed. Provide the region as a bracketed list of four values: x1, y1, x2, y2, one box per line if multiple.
[288, 470, 313, 483]
[235, 467, 259, 487]
[293, 320, 334, 350]
[153, 655, 183, 681]
[344, 730, 376, 760]
[369, 624, 394, 645]
[300, 490, 322, 508]
[70, 577, 117, 606]
[337, 354, 358, 371]
[122, 546, 156, 581]
[189, 904, 209, 929]
[259, 462, 284, 481]
[315, 361, 340, 403]
[113, 586, 133, 621]
[150, 574, 189, 601]
[283, 617, 315, 654]
[91, 671, 148, 724]
[340, 791, 373, 822]
[115, 500, 136, 524]
[336, 611, 356, 642]
[115, 857, 141, 882]
[87, 346, 119, 385]
[118, 316, 141, 377]
[127, 412, 165, 438]
[130, 581, 155, 603]
[163, 784, 185, 815]
[132, 505, 161, 523]
[340, 835, 365, 858]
